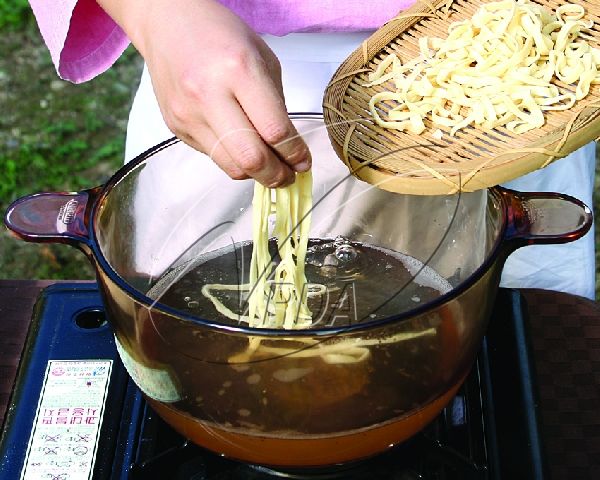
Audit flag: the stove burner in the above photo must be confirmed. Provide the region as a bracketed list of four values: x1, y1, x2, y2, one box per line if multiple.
[74, 308, 108, 329]
[129, 400, 485, 479]
[0, 284, 547, 479]
[127, 373, 488, 480]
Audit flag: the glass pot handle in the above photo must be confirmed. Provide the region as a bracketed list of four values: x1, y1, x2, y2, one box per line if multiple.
[499, 187, 593, 247]
[4, 188, 101, 249]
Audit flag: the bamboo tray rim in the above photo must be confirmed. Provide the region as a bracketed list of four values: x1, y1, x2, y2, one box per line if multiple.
[322, 0, 600, 195]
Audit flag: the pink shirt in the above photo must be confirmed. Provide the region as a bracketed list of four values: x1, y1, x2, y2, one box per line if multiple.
[29, 0, 413, 83]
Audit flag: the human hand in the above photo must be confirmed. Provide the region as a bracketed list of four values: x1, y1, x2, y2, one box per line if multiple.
[98, 0, 311, 187]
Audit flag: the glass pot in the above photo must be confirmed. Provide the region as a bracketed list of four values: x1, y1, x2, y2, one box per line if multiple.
[4, 114, 592, 467]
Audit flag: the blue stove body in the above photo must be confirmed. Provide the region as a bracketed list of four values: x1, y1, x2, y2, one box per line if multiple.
[0, 283, 546, 480]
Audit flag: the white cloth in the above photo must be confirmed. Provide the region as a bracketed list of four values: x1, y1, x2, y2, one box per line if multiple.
[501, 144, 596, 299]
[125, 32, 596, 299]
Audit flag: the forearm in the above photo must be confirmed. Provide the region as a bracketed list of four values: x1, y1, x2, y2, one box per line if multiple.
[95, 0, 148, 54]
[95, 0, 219, 60]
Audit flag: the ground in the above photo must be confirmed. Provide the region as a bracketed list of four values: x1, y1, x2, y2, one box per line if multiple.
[0, 24, 143, 279]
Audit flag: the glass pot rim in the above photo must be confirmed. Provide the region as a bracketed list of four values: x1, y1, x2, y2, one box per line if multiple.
[5, 115, 591, 337]
[89, 136, 508, 338]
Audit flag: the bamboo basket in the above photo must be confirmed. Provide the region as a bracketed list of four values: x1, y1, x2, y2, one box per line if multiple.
[323, 0, 600, 195]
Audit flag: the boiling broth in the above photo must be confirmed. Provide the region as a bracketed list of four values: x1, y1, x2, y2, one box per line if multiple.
[134, 239, 463, 437]
[149, 237, 453, 328]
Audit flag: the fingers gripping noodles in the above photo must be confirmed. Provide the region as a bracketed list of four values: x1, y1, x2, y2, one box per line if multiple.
[368, 0, 600, 136]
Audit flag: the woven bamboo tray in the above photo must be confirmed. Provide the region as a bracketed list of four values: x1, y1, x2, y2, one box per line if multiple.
[323, 0, 600, 195]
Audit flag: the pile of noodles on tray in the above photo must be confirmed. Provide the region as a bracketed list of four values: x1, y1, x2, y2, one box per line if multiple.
[367, 0, 600, 137]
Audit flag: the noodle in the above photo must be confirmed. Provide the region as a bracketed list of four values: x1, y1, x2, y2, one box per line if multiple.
[368, 0, 600, 135]
[202, 171, 322, 329]
[201, 172, 438, 364]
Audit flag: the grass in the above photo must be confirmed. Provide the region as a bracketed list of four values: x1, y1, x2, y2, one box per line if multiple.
[0, 0, 29, 31]
[0, 21, 143, 280]
[0, 15, 598, 298]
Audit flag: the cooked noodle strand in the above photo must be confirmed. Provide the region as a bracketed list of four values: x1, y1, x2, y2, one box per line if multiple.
[368, 0, 600, 136]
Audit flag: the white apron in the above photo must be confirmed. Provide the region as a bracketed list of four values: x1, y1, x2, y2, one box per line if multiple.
[125, 32, 597, 299]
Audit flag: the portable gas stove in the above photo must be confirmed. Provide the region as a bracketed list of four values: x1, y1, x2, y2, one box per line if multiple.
[0, 283, 547, 479]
